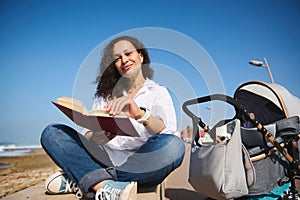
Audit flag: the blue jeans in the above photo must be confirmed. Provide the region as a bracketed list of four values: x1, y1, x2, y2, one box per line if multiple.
[40, 123, 185, 197]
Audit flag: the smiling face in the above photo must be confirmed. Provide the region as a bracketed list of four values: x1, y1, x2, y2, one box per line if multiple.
[112, 40, 144, 78]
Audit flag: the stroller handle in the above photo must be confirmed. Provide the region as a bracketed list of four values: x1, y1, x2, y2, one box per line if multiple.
[182, 94, 295, 163]
[182, 94, 244, 121]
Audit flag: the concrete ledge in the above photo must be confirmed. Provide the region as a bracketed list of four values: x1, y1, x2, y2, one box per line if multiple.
[1, 183, 76, 200]
[1, 182, 165, 200]
[137, 182, 165, 200]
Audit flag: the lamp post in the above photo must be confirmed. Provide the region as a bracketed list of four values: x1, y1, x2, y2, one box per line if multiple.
[249, 57, 275, 84]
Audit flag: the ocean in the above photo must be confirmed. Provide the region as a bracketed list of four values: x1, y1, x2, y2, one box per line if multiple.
[0, 143, 41, 158]
[0, 143, 41, 169]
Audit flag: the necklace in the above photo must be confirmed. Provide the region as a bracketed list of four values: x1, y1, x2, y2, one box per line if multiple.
[127, 82, 144, 97]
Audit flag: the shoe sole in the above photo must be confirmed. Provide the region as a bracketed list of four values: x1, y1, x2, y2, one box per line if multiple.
[45, 171, 67, 194]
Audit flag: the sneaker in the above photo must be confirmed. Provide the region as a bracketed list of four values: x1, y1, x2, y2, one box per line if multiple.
[45, 171, 83, 198]
[95, 180, 137, 200]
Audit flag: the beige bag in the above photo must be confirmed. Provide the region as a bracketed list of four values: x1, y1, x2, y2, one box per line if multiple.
[189, 119, 256, 199]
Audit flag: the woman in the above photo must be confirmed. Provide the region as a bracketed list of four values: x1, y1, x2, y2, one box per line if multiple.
[41, 36, 185, 200]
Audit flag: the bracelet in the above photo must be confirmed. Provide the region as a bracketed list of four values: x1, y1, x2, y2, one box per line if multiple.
[143, 116, 152, 126]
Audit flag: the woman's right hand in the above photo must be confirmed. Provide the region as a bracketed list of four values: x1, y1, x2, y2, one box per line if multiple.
[105, 95, 143, 120]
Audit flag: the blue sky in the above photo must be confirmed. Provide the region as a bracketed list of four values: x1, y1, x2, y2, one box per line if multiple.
[0, 0, 299, 145]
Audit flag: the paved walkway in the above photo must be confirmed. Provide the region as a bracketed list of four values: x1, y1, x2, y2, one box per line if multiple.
[2, 143, 207, 200]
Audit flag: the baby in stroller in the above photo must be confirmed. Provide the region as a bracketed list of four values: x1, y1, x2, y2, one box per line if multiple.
[183, 80, 300, 200]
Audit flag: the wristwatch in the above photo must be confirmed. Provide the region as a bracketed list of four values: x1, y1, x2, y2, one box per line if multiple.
[137, 107, 151, 124]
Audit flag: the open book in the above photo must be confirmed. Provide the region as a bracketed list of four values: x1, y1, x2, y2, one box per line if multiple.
[52, 96, 139, 137]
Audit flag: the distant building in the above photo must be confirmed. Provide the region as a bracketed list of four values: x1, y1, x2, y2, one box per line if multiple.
[181, 125, 192, 143]
[180, 126, 206, 143]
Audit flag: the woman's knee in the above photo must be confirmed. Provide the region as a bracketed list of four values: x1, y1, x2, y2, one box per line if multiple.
[158, 134, 185, 164]
[41, 123, 58, 141]
[40, 123, 71, 146]
[163, 134, 185, 154]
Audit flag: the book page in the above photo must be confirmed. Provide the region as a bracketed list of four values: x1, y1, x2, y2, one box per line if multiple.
[56, 96, 88, 114]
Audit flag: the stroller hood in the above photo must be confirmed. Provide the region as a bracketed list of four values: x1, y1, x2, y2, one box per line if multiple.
[234, 81, 300, 125]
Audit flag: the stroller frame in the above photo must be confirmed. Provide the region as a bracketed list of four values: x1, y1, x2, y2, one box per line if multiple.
[182, 94, 300, 199]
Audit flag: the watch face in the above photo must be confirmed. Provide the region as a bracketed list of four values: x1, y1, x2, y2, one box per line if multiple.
[140, 107, 146, 111]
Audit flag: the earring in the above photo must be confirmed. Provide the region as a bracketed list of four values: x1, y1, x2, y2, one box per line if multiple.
[140, 55, 144, 63]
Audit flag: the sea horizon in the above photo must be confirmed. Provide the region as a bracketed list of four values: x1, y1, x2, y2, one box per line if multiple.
[0, 143, 41, 158]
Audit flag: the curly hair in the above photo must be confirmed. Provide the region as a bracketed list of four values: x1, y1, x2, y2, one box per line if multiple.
[95, 36, 154, 99]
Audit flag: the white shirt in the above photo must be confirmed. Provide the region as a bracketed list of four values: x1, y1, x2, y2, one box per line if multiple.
[91, 79, 177, 166]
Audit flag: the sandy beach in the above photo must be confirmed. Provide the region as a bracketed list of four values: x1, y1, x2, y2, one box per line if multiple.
[0, 148, 59, 198]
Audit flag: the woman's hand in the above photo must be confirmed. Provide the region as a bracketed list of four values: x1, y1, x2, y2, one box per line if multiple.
[105, 96, 144, 119]
[105, 96, 166, 134]
[88, 131, 116, 145]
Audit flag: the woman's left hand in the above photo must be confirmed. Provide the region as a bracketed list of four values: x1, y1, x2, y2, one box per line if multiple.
[90, 131, 116, 144]
[105, 96, 143, 119]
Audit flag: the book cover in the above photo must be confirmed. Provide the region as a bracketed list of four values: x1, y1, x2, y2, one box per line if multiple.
[52, 97, 140, 137]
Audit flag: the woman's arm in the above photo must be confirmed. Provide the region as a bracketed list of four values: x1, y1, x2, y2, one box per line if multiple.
[141, 114, 166, 135]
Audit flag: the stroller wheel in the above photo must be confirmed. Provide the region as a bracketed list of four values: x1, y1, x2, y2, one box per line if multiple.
[280, 191, 300, 200]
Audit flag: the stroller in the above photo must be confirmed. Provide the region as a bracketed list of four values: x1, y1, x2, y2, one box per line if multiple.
[182, 80, 300, 199]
